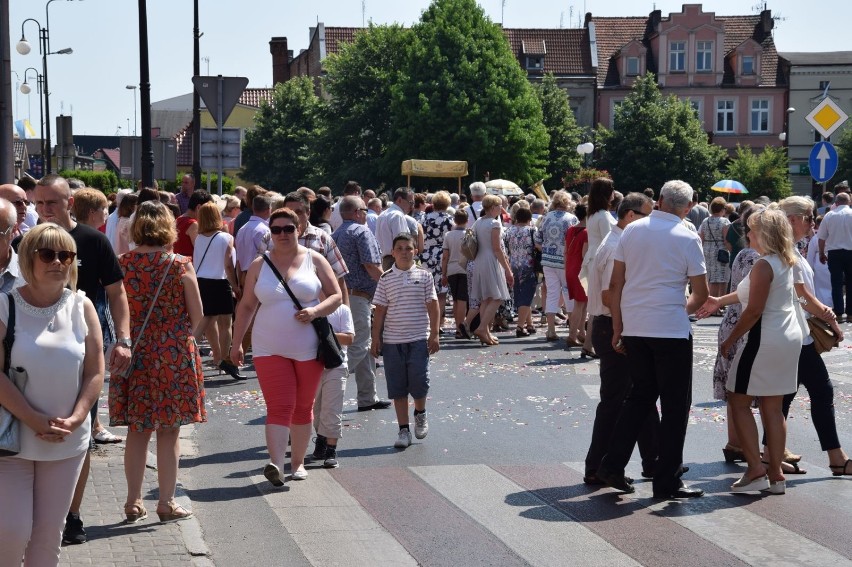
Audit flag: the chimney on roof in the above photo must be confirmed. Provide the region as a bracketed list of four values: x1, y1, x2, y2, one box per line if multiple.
[649, 9, 662, 32]
[269, 37, 291, 86]
[584, 12, 592, 27]
[760, 9, 773, 35]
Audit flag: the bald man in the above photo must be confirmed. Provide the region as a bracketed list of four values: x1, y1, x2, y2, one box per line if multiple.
[0, 184, 30, 237]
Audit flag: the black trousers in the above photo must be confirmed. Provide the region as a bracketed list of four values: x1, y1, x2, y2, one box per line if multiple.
[761, 343, 841, 451]
[585, 316, 659, 475]
[827, 249, 852, 316]
[600, 335, 693, 494]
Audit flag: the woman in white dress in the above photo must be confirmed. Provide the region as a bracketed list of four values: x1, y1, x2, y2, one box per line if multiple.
[699, 209, 803, 494]
[469, 195, 513, 346]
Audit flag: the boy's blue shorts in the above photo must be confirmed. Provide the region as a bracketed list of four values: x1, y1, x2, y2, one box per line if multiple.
[382, 340, 430, 400]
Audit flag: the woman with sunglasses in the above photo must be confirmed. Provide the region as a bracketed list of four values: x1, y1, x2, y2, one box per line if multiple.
[0, 224, 105, 566]
[230, 208, 342, 485]
[110, 201, 206, 524]
[774, 197, 850, 476]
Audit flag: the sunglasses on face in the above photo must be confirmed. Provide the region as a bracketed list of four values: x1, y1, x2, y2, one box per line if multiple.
[270, 225, 297, 235]
[34, 248, 77, 265]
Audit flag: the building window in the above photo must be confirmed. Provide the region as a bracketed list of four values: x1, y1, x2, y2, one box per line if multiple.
[689, 99, 703, 120]
[526, 56, 544, 70]
[716, 100, 735, 133]
[626, 56, 640, 76]
[670, 42, 685, 72]
[742, 55, 754, 75]
[819, 80, 830, 90]
[750, 99, 770, 133]
[696, 41, 712, 72]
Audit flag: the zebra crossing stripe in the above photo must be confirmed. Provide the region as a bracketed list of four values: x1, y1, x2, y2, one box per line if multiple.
[251, 471, 418, 566]
[411, 464, 640, 567]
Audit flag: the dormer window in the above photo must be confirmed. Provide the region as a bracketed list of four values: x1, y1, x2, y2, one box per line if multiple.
[741, 55, 755, 75]
[670, 42, 685, 72]
[696, 41, 712, 72]
[626, 57, 640, 76]
[526, 56, 544, 70]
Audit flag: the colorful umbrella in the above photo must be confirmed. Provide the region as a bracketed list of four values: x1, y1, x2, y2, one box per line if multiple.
[484, 179, 524, 196]
[711, 180, 748, 194]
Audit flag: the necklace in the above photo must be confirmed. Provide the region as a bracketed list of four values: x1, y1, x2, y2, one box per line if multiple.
[13, 288, 73, 331]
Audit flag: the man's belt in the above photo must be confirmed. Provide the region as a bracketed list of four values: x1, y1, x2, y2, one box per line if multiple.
[349, 288, 373, 300]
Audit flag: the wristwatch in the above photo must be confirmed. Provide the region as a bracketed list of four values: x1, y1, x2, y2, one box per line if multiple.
[115, 337, 132, 348]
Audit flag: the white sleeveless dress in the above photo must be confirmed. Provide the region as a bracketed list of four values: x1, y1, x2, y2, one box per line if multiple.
[726, 255, 803, 396]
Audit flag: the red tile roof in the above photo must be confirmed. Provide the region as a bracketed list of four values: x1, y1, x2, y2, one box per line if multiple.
[592, 12, 780, 88]
[100, 148, 120, 170]
[505, 28, 593, 75]
[239, 88, 274, 108]
[589, 17, 649, 87]
[325, 27, 359, 56]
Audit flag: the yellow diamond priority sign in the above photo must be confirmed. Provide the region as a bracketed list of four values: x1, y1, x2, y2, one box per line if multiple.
[805, 98, 848, 139]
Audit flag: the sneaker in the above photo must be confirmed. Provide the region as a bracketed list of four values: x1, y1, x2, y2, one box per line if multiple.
[394, 429, 412, 449]
[414, 412, 429, 439]
[323, 446, 339, 468]
[62, 512, 87, 545]
[311, 435, 327, 461]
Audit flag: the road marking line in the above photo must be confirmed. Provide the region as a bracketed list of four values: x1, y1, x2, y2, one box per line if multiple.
[251, 471, 418, 566]
[411, 464, 639, 567]
[582, 385, 600, 400]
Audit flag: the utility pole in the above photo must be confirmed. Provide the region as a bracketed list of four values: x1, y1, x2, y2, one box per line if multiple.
[192, 0, 202, 189]
[1, 0, 15, 182]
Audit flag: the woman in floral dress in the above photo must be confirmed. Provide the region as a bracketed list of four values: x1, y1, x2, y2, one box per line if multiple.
[110, 201, 205, 524]
[419, 191, 454, 329]
[504, 206, 537, 336]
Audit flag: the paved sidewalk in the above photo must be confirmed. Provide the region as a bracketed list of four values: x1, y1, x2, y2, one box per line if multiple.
[58, 425, 213, 567]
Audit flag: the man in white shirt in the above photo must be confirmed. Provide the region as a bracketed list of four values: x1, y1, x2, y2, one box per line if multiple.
[467, 181, 486, 224]
[105, 188, 132, 252]
[374, 187, 414, 270]
[818, 191, 852, 322]
[598, 180, 708, 500]
[584, 192, 658, 485]
[329, 181, 363, 232]
[235, 194, 272, 275]
[366, 198, 382, 235]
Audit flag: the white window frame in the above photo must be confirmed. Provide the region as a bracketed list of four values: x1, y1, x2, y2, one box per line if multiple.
[741, 55, 755, 75]
[715, 99, 735, 134]
[696, 41, 712, 72]
[526, 56, 544, 70]
[750, 98, 770, 133]
[626, 56, 640, 76]
[669, 41, 685, 72]
[688, 98, 704, 121]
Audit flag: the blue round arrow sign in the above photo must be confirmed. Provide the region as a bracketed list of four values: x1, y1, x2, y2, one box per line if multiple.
[809, 141, 838, 183]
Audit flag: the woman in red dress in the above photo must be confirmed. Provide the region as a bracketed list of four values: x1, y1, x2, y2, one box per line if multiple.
[173, 191, 213, 259]
[564, 203, 590, 354]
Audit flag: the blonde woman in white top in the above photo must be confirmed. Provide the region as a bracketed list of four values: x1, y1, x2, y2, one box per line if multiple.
[0, 224, 104, 567]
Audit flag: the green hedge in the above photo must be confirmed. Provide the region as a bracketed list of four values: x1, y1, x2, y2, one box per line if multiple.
[58, 170, 133, 193]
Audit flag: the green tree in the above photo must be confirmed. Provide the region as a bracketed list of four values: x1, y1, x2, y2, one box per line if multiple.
[725, 144, 792, 201]
[241, 77, 323, 191]
[597, 73, 725, 194]
[835, 126, 852, 188]
[388, 0, 549, 186]
[320, 24, 412, 190]
[534, 74, 583, 190]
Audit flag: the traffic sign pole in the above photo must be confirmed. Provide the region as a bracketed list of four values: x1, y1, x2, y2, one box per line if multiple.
[809, 141, 839, 184]
[217, 76, 223, 195]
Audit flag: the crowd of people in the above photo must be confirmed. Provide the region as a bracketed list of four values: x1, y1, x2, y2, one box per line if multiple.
[0, 171, 850, 565]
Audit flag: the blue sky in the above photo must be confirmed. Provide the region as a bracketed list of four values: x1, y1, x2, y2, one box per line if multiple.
[8, 0, 850, 136]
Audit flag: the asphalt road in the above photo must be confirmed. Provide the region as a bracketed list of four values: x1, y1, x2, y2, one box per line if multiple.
[182, 317, 852, 566]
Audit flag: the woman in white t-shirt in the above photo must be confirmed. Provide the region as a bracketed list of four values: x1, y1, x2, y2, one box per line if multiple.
[193, 202, 242, 379]
[0, 224, 104, 567]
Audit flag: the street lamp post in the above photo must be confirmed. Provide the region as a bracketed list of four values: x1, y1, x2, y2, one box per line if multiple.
[126, 85, 137, 136]
[20, 68, 45, 160]
[17, 0, 77, 174]
[576, 142, 595, 194]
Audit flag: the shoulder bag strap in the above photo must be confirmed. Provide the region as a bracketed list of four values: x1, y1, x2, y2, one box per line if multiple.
[261, 254, 304, 311]
[3, 294, 15, 374]
[194, 231, 221, 273]
[131, 254, 176, 354]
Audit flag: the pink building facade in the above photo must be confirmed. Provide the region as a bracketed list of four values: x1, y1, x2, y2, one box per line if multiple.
[591, 4, 787, 153]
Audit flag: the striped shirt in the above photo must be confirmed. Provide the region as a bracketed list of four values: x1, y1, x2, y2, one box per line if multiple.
[372, 264, 437, 344]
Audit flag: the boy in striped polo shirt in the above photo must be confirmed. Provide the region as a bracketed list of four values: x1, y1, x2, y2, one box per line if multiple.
[370, 234, 441, 449]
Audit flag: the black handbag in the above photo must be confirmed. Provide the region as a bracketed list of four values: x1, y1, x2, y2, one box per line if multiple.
[261, 255, 344, 369]
[709, 221, 730, 264]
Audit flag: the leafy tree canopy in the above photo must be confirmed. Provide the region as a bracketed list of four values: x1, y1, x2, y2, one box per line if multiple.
[725, 144, 791, 202]
[597, 73, 725, 195]
[388, 0, 549, 186]
[534, 74, 584, 190]
[834, 126, 852, 191]
[241, 77, 323, 192]
[321, 24, 413, 190]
